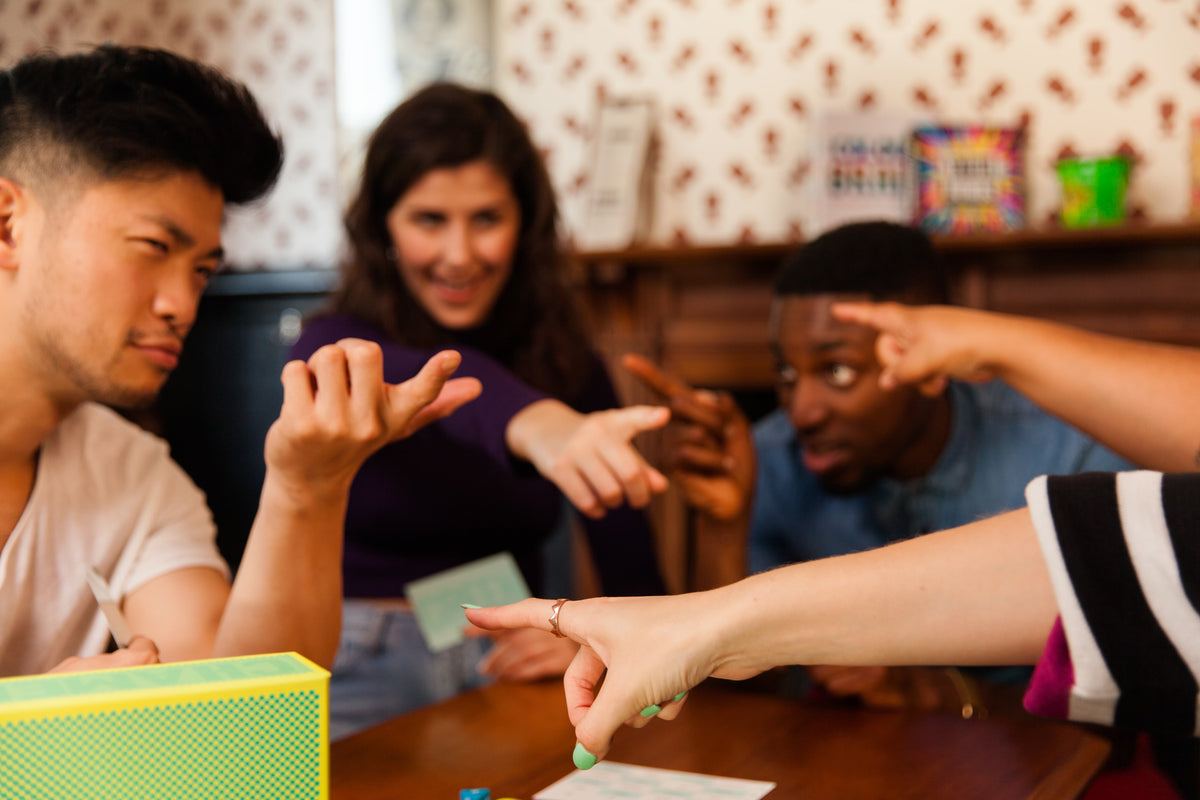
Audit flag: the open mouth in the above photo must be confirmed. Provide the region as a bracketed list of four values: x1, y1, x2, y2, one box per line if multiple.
[800, 444, 850, 475]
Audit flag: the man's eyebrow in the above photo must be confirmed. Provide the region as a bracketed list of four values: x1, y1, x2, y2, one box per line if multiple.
[813, 339, 852, 354]
[772, 336, 856, 358]
[141, 214, 224, 260]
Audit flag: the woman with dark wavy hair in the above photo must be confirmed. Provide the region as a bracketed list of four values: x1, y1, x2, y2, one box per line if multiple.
[292, 83, 667, 739]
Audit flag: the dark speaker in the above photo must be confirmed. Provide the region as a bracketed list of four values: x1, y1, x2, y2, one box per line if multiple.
[156, 270, 335, 571]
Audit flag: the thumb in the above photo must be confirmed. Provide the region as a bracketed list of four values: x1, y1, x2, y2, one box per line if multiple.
[571, 675, 640, 769]
[384, 351, 480, 439]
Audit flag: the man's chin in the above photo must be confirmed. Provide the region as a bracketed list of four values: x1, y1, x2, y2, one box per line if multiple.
[93, 379, 165, 412]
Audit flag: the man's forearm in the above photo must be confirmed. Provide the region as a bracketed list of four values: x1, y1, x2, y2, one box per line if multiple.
[212, 476, 347, 667]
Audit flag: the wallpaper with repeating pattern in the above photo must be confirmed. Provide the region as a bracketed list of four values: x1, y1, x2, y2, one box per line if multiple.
[4, 1, 1198, 263]
[495, 0, 1200, 246]
[0, 0, 339, 269]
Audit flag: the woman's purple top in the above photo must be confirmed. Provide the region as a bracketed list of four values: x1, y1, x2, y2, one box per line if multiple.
[291, 313, 664, 598]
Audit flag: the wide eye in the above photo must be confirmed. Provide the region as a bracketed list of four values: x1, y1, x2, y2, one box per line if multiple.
[826, 363, 859, 389]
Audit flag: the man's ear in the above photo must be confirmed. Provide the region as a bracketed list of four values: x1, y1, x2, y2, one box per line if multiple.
[0, 177, 25, 272]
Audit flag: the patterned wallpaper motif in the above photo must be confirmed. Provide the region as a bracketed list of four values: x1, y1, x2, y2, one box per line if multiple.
[0, 0, 339, 270]
[495, 0, 1200, 246]
[7, 1, 1198, 261]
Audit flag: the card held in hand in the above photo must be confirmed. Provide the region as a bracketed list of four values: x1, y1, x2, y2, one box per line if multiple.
[405, 551, 532, 652]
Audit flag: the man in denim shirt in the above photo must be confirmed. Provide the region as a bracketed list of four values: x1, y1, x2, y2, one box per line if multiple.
[627, 220, 1132, 713]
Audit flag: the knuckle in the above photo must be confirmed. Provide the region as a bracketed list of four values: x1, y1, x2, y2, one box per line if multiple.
[615, 464, 642, 485]
[354, 414, 386, 444]
[342, 338, 383, 365]
[599, 487, 624, 506]
[309, 343, 346, 367]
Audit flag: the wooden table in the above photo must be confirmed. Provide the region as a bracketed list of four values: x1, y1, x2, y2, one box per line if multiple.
[330, 680, 1111, 799]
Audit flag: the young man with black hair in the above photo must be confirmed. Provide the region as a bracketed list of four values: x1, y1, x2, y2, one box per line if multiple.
[0, 44, 480, 676]
[627, 220, 1132, 712]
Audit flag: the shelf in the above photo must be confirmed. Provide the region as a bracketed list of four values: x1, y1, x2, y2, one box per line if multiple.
[572, 221, 1200, 271]
[204, 268, 338, 297]
[930, 220, 1200, 253]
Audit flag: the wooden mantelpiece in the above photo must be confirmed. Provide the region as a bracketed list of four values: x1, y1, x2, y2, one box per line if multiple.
[575, 222, 1200, 390]
[570, 222, 1200, 592]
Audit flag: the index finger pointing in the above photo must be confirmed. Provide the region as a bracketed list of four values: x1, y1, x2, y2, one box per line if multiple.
[621, 353, 694, 400]
[830, 300, 903, 333]
[464, 597, 573, 639]
[606, 404, 671, 440]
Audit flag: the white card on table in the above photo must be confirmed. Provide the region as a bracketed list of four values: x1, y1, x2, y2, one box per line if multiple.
[535, 761, 776, 800]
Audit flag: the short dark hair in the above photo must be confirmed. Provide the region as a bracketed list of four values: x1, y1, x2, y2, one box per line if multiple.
[0, 44, 282, 205]
[775, 220, 949, 303]
[333, 82, 592, 399]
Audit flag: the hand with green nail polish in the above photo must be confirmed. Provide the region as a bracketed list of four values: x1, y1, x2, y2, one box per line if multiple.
[463, 595, 726, 767]
[573, 742, 597, 770]
[459, 484, 1181, 773]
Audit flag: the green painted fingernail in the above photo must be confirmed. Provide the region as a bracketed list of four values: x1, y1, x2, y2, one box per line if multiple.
[640, 704, 661, 717]
[573, 742, 597, 770]
[460, 603, 482, 609]
[673, 691, 688, 702]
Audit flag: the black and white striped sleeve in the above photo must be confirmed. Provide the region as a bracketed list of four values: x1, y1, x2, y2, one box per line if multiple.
[1025, 471, 1200, 735]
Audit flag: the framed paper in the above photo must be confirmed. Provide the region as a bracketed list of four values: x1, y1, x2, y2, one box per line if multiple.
[577, 97, 656, 251]
[809, 111, 923, 236]
[912, 126, 1026, 234]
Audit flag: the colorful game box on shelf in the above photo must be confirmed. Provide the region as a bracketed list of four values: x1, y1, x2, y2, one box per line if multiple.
[0, 652, 329, 800]
[912, 125, 1027, 235]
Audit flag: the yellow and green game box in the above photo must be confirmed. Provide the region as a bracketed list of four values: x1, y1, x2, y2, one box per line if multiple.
[0, 652, 329, 799]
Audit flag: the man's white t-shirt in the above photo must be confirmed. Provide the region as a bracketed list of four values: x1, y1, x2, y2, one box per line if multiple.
[0, 403, 230, 676]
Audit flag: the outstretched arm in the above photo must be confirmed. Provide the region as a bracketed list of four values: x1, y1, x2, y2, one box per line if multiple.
[466, 506, 1057, 766]
[123, 342, 481, 669]
[832, 302, 1200, 472]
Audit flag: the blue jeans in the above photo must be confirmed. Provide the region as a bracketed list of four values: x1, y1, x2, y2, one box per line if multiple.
[329, 599, 493, 741]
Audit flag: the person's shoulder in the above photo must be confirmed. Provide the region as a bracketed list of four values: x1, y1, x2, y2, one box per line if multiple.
[952, 379, 1043, 417]
[753, 408, 795, 445]
[61, 403, 162, 444]
[957, 380, 1134, 470]
[51, 404, 174, 478]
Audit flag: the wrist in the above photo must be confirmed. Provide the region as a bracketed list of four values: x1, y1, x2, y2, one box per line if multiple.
[259, 469, 352, 521]
[506, 399, 576, 468]
[710, 568, 809, 680]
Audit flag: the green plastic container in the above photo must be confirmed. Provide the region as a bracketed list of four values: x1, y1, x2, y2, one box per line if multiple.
[1056, 156, 1130, 228]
